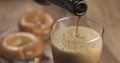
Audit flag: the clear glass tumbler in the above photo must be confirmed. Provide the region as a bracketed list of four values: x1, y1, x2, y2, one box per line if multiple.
[51, 16, 104, 63]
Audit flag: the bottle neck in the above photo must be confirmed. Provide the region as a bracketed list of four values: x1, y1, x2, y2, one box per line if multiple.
[34, 0, 87, 16]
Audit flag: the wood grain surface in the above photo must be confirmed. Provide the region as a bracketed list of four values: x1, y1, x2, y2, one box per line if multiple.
[0, 0, 120, 63]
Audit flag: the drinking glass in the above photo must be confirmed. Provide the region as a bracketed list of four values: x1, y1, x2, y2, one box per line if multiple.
[51, 16, 104, 63]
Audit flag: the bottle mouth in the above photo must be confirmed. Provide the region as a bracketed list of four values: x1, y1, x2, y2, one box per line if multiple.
[74, 1, 87, 16]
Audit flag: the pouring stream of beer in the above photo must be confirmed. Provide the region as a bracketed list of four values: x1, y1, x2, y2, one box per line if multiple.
[76, 16, 81, 37]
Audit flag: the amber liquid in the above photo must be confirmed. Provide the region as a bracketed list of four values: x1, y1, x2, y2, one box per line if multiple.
[75, 16, 81, 37]
[52, 26, 103, 63]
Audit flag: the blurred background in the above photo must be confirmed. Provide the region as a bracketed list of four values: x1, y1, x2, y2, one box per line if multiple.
[0, 0, 120, 63]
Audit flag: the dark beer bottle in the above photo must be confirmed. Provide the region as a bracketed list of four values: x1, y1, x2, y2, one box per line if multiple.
[34, 0, 87, 16]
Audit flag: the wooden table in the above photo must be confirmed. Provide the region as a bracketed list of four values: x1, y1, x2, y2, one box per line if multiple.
[0, 0, 120, 63]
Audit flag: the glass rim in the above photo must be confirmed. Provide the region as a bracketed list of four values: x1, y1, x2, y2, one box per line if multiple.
[51, 16, 104, 42]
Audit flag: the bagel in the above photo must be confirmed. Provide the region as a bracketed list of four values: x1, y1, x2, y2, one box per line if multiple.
[19, 11, 55, 40]
[0, 32, 45, 60]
